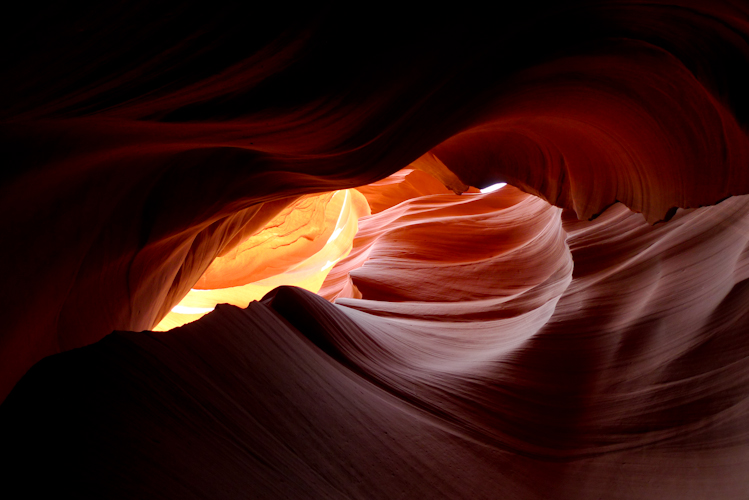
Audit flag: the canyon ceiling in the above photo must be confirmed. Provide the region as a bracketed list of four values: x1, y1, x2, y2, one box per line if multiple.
[2, 2, 749, 498]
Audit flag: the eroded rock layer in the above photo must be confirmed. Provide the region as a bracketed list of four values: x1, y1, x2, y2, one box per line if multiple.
[4, 190, 749, 498]
[2, 1, 749, 498]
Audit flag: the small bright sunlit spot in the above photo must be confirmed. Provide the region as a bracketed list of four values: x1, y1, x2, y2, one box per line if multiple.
[480, 182, 507, 194]
[320, 259, 338, 272]
[325, 190, 349, 244]
[171, 305, 216, 314]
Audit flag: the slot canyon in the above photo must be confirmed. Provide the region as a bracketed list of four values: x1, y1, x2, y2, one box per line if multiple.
[3, 2, 749, 498]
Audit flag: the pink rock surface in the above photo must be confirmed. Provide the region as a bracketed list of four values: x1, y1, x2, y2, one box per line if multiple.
[3, 2, 749, 498]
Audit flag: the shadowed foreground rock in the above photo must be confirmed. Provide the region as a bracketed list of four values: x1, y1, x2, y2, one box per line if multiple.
[2, 1, 749, 498]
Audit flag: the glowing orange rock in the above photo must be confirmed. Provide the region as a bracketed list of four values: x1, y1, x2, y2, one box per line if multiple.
[155, 189, 370, 330]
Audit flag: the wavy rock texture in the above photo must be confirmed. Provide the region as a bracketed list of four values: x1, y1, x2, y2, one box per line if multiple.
[155, 188, 370, 331]
[3, 1, 749, 498]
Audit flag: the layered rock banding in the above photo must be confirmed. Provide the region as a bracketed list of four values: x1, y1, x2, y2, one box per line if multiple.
[3, 2, 749, 498]
[155, 188, 370, 330]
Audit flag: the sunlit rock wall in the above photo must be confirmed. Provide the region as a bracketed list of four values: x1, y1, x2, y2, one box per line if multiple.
[2, 2, 749, 498]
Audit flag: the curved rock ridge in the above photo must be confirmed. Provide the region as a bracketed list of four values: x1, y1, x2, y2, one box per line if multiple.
[326, 185, 571, 319]
[154, 188, 370, 331]
[196, 190, 369, 290]
[432, 37, 749, 223]
[351, 168, 459, 215]
[3, 194, 749, 498]
[2, 2, 749, 497]
[3, 0, 749, 398]
[312, 188, 749, 462]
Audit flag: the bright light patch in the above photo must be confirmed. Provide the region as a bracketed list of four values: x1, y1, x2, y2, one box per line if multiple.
[320, 259, 338, 272]
[327, 227, 344, 243]
[154, 187, 370, 332]
[480, 182, 507, 193]
[171, 305, 216, 314]
[326, 190, 349, 244]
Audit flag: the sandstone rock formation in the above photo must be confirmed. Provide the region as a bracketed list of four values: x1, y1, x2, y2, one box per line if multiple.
[2, 2, 749, 498]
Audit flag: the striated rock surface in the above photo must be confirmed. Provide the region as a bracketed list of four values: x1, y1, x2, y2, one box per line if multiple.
[3, 1, 749, 498]
[4, 192, 749, 498]
[155, 188, 370, 330]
